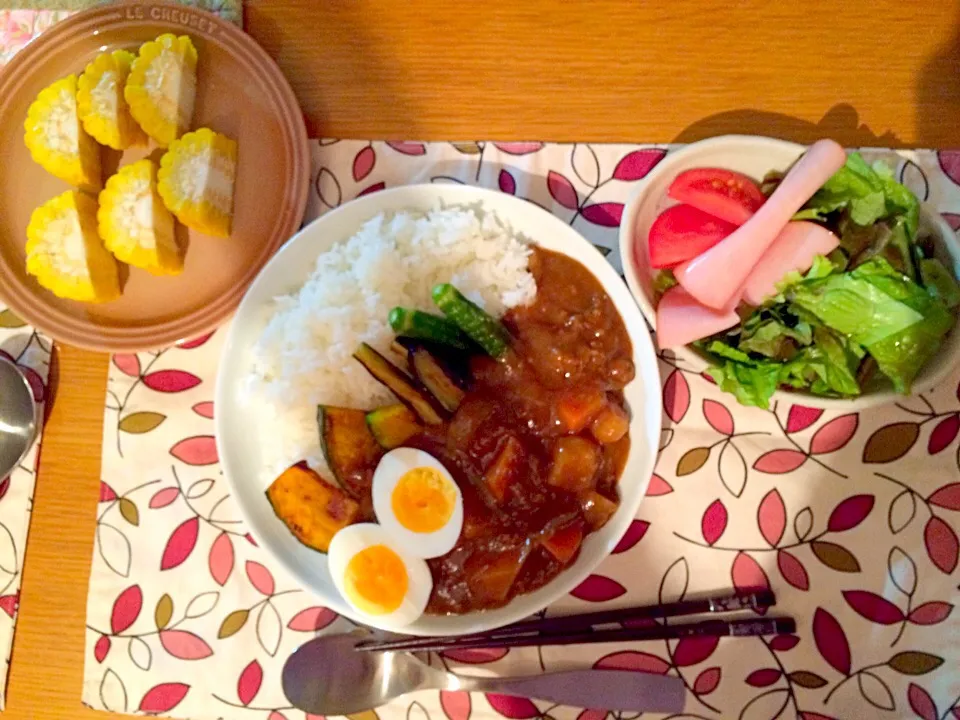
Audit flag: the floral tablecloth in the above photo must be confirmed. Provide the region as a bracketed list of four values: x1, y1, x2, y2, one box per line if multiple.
[80, 141, 960, 720]
[0, 308, 49, 711]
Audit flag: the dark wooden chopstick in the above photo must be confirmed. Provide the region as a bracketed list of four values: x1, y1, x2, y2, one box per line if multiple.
[357, 616, 795, 653]
[356, 590, 777, 653]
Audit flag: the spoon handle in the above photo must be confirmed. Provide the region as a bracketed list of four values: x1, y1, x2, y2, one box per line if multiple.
[453, 669, 686, 713]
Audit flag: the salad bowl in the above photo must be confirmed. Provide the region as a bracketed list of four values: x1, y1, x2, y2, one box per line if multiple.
[619, 135, 960, 410]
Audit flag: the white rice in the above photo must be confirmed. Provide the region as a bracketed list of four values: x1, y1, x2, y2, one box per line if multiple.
[248, 206, 537, 479]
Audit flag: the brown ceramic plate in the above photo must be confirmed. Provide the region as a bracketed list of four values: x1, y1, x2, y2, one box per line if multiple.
[0, 2, 310, 352]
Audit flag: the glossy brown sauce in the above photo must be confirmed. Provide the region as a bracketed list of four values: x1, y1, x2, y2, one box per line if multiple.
[361, 248, 635, 613]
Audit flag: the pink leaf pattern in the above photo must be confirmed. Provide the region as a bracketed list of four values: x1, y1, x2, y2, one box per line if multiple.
[613, 519, 649, 554]
[493, 142, 544, 155]
[237, 660, 262, 706]
[943, 212, 960, 231]
[547, 171, 578, 210]
[576, 711, 606, 720]
[646, 473, 673, 496]
[612, 149, 666, 181]
[786, 405, 823, 433]
[595, 650, 670, 674]
[753, 449, 807, 474]
[928, 414, 959, 454]
[908, 682, 938, 720]
[386, 141, 426, 156]
[113, 354, 140, 377]
[148, 487, 179, 509]
[99, 482, 118, 502]
[777, 550, 810, 591]
[19, 366, 44, 402]
[159, 630, 213, 659]
[908, 601, 953, 625]
[176, 332, 214, 350]
[924, 516, 959, 573]
[110, 585, 142, 633]
[581, 202, 624, 227]
[701, 499, 728, 546]
[143, 370, 202, 393]
[731, 552, 770, 604]
[770, 634, 800, 651]
[809, 413, 859, 454]
[928, 483, 960, 510]
[662, 369, 690, 423]
[828, 495, 874, 532]
[192, 401, 215, 419]
[358, 181, 386, 196]
[441, 691, 472, 720]
[287, 606, 338, 632]
[842, 590, 904, 625]
[570, 574, 626, 602]
[443, 647, 509, 664]
[170, 436, 219, 465]
[485, 694, 539, 719]
[746, 668, 782, 687]
[498, 169, 516, 195]
[703, 399, 734, 435]
[352, 145, 376, 181]
[693, 666, 721, 695]
[208, 532, 234, 587]
[758, 489, 787, 547]
[938, 150, 960, 185]
[138, 683, 190, 713]
[94, 635, 110, 663]
[813, 608, 851, 675]
[160, 517, 199, 571]
[245, 560, 275, 596]
[673, 635, 719, 667]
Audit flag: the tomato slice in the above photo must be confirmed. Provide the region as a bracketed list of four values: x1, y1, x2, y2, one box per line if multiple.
[668, 168, 765, 225]
[647, 204, 737, 268]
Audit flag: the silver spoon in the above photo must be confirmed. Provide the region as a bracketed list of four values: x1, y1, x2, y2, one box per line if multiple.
[0, 356, 38, 480]
[282, 631, 686, 715]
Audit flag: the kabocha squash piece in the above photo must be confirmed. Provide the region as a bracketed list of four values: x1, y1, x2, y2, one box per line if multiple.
[353, 343, 445, 425]
[24, 75, 101, 191]
[366, 404, 422, 449]
[266, 462, 360, 553]
[98, 159, 183, 276]
[77, 50, 148, 150]
[125, 33, 197, 146]
[318, 406, 382, 500]
[157, 128, 237, 237]
[26, 190, 120, 303]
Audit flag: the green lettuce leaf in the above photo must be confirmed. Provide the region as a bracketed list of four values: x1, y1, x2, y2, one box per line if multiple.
[706, 360, 782, 409]
[739, 318, 813, 359]
[920, 258, 960, 309]
[798, 153, 920, 238]
[787, 260, 924, 346]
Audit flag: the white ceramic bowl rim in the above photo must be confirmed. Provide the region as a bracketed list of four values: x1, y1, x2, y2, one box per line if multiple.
[215, 184, 663, 636]
[618, 135, 960, 410]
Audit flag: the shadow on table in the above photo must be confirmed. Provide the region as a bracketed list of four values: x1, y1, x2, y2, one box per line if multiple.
[673, 104, 904, 148]
[916, 7, 960, 149]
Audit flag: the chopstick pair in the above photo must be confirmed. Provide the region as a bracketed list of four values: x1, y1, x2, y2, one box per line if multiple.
[356, 589, 794, 653]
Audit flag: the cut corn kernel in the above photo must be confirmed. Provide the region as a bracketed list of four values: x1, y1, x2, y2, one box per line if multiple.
[77, 50, 148, 150]
[24, 75, 101, 191]
[26, 190, 121, 304]
[157, 128, 237, 237]
[125, 34, 198, 146]
[99, 159, 183, 276]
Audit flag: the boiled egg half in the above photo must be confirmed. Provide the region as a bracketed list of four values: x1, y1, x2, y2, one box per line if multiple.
[372, 447, 464, 559]
[327, 523, 432, 626]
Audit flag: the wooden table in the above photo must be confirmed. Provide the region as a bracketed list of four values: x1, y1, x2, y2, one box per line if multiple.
[5, 1, 960, 717]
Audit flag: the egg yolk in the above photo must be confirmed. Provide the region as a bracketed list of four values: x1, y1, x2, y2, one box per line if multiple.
[343, 545, 408, 615]
[391, 466, 457, 533]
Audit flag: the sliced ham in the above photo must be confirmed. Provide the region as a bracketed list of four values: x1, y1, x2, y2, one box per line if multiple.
[656, 285, 740, 349]
[674, 139, 847, 309]
[741, 221, 840, 306]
